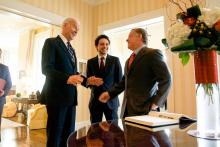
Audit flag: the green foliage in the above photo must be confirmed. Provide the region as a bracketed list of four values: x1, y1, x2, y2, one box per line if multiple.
[179, 52, 190, 65]
[162, 38, 168, 48]
[16, 93, 21, 97]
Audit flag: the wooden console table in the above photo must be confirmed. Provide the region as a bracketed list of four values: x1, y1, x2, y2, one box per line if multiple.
[11, 97, 39, 117]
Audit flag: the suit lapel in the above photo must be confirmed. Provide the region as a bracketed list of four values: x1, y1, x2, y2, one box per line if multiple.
[104, 55, 111, 73]
[94, 56, 100, 72]
[127, 47, 146, 75]
[125, 60, 129, 76]
[57, 36, 76, 67]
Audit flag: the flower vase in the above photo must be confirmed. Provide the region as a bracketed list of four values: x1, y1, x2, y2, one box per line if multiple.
[188, 49, 220, 139]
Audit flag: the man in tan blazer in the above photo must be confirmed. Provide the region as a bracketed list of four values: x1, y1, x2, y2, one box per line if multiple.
[99, 28, 172, 118]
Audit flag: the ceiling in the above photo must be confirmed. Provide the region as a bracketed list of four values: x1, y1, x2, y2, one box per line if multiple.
[82, 0, 110, 5]
[0, 9, 49, 33]
[0, 0, 110, 33]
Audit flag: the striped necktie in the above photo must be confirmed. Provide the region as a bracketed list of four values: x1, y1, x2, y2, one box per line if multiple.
[67, 42, 76, 63]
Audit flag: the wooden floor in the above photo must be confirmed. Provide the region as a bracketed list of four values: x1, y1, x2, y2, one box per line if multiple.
[0, 114, 46, 147]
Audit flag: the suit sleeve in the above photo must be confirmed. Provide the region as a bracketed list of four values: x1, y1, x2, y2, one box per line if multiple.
[107, 57, 123, 98]
[151, 50, 172, 107]
[114, 57, 123, 84]
[81, 59, 93, 88]
[2, 66, 12, 97]
[108, 75, 125, 99]
[41, 39, 69, 83]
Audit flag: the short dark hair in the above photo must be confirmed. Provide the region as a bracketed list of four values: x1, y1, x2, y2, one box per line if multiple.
[95, 34, 110, 47]
[132, 28, 148, 45]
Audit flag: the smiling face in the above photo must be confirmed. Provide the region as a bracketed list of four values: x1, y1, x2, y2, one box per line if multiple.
[96, 38, 109, 56]
[62, 18, 80, 41]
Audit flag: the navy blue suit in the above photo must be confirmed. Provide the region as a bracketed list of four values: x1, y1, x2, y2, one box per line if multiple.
[0, 63, 12, 140]
[87, 55, 122, 123]
[41, 35, 78, 147]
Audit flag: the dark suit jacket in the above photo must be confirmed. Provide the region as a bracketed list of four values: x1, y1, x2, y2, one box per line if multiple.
[0, 63, 12, 103]
[108, 47, 172, 117]
[41, 35, 78, 106]
[87, 55, 122, 109]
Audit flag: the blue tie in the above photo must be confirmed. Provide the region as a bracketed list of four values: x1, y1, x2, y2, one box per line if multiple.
[67, 42, 76, 63]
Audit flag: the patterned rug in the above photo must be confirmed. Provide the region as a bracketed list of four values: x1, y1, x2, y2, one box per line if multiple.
[1, 118, 25, 129]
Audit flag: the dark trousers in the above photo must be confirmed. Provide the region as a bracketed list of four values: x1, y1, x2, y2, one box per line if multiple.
[0, 98, 5, 142]
[90, 101, 118, 124]
[46, 105, 76, 147]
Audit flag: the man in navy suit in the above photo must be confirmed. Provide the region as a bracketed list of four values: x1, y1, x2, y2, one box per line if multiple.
[99, 28, 171, 118]
[86, 35, 122, 123]
[0, 48, 12, 141]
[41, 18, 85, 147]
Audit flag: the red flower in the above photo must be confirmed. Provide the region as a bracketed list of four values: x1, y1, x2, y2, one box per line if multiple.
[214, 19, 220, 32]
[183, 17, 197, 26]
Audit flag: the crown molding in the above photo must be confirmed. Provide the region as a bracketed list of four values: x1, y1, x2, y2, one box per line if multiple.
[0, 0, 64, 26]
[82, 0, 110, 6]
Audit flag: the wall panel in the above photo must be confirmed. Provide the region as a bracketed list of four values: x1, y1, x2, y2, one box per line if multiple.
[93, 0, 196, 118]
[20, 0, 93, 122]
[18, 0, 200, 121]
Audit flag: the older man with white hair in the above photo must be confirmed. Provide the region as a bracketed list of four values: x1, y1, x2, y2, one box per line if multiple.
[41, 17, 84, 147]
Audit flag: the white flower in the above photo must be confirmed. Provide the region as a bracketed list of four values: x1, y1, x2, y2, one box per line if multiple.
[167, 22, 191, 48]
[199, 7, 220, 27]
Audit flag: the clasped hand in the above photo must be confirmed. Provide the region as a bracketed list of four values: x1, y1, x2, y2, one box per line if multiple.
[0, 89, 4, 97]
[67, 75, 84, 86]
[87, 76, 103, 86]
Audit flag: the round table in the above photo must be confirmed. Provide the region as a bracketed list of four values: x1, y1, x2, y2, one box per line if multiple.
[67, 119, 220, 147]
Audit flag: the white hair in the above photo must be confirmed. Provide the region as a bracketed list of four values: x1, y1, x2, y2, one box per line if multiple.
[62, 17, 80, 28]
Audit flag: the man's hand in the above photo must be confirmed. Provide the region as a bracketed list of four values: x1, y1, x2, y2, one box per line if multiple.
[99, 122, 110, 132]
[0, 89, 4, 97]
[99, 92, 110, 103]
[151, 103, 158, 111]
[87, 76, 103, 86]
[67, 75, 84, 86]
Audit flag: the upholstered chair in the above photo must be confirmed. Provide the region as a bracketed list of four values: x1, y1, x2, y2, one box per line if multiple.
[2, 96, 17, 118]
[27, 104, 47, 129]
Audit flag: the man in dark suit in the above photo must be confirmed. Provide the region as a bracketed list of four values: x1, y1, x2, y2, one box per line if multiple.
[99, 28, 172, 118]
[0, 48, 12, 141]
[41, 18, 84, 147]
[86, 35, 122, 123]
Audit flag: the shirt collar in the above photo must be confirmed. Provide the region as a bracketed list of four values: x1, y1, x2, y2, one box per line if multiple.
[59, 34, 69, 47]
[98, 54, 107, 60]
[133, 45, 146, 55]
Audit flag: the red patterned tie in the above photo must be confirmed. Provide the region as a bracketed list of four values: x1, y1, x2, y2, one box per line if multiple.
[128, 52, 136, 70]
[100, 57, 105, 71]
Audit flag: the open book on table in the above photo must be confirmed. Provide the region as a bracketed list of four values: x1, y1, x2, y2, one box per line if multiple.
[125, 121, 179, 132]
[125, 111, 196, 129]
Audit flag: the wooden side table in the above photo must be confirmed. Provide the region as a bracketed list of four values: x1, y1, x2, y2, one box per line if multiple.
[11, 97, 39, 117]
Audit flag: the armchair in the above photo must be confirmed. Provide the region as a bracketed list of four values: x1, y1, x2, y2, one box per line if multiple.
[2, 96, 17, 118]
[27, 104, 47, 129]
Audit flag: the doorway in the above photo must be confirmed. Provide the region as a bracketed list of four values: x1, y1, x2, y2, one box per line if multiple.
[103, 16, 165, 116]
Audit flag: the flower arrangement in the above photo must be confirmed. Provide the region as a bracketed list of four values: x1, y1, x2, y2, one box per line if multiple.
[162, 0, 220, 65]
[162, 0, 220, 101]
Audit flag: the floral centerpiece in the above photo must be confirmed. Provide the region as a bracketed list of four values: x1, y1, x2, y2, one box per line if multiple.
[163, 3, 220, 64]
[163, 0, 220, 139]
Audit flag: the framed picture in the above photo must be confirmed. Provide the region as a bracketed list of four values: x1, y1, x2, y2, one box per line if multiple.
[78, 58, 87, 76]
